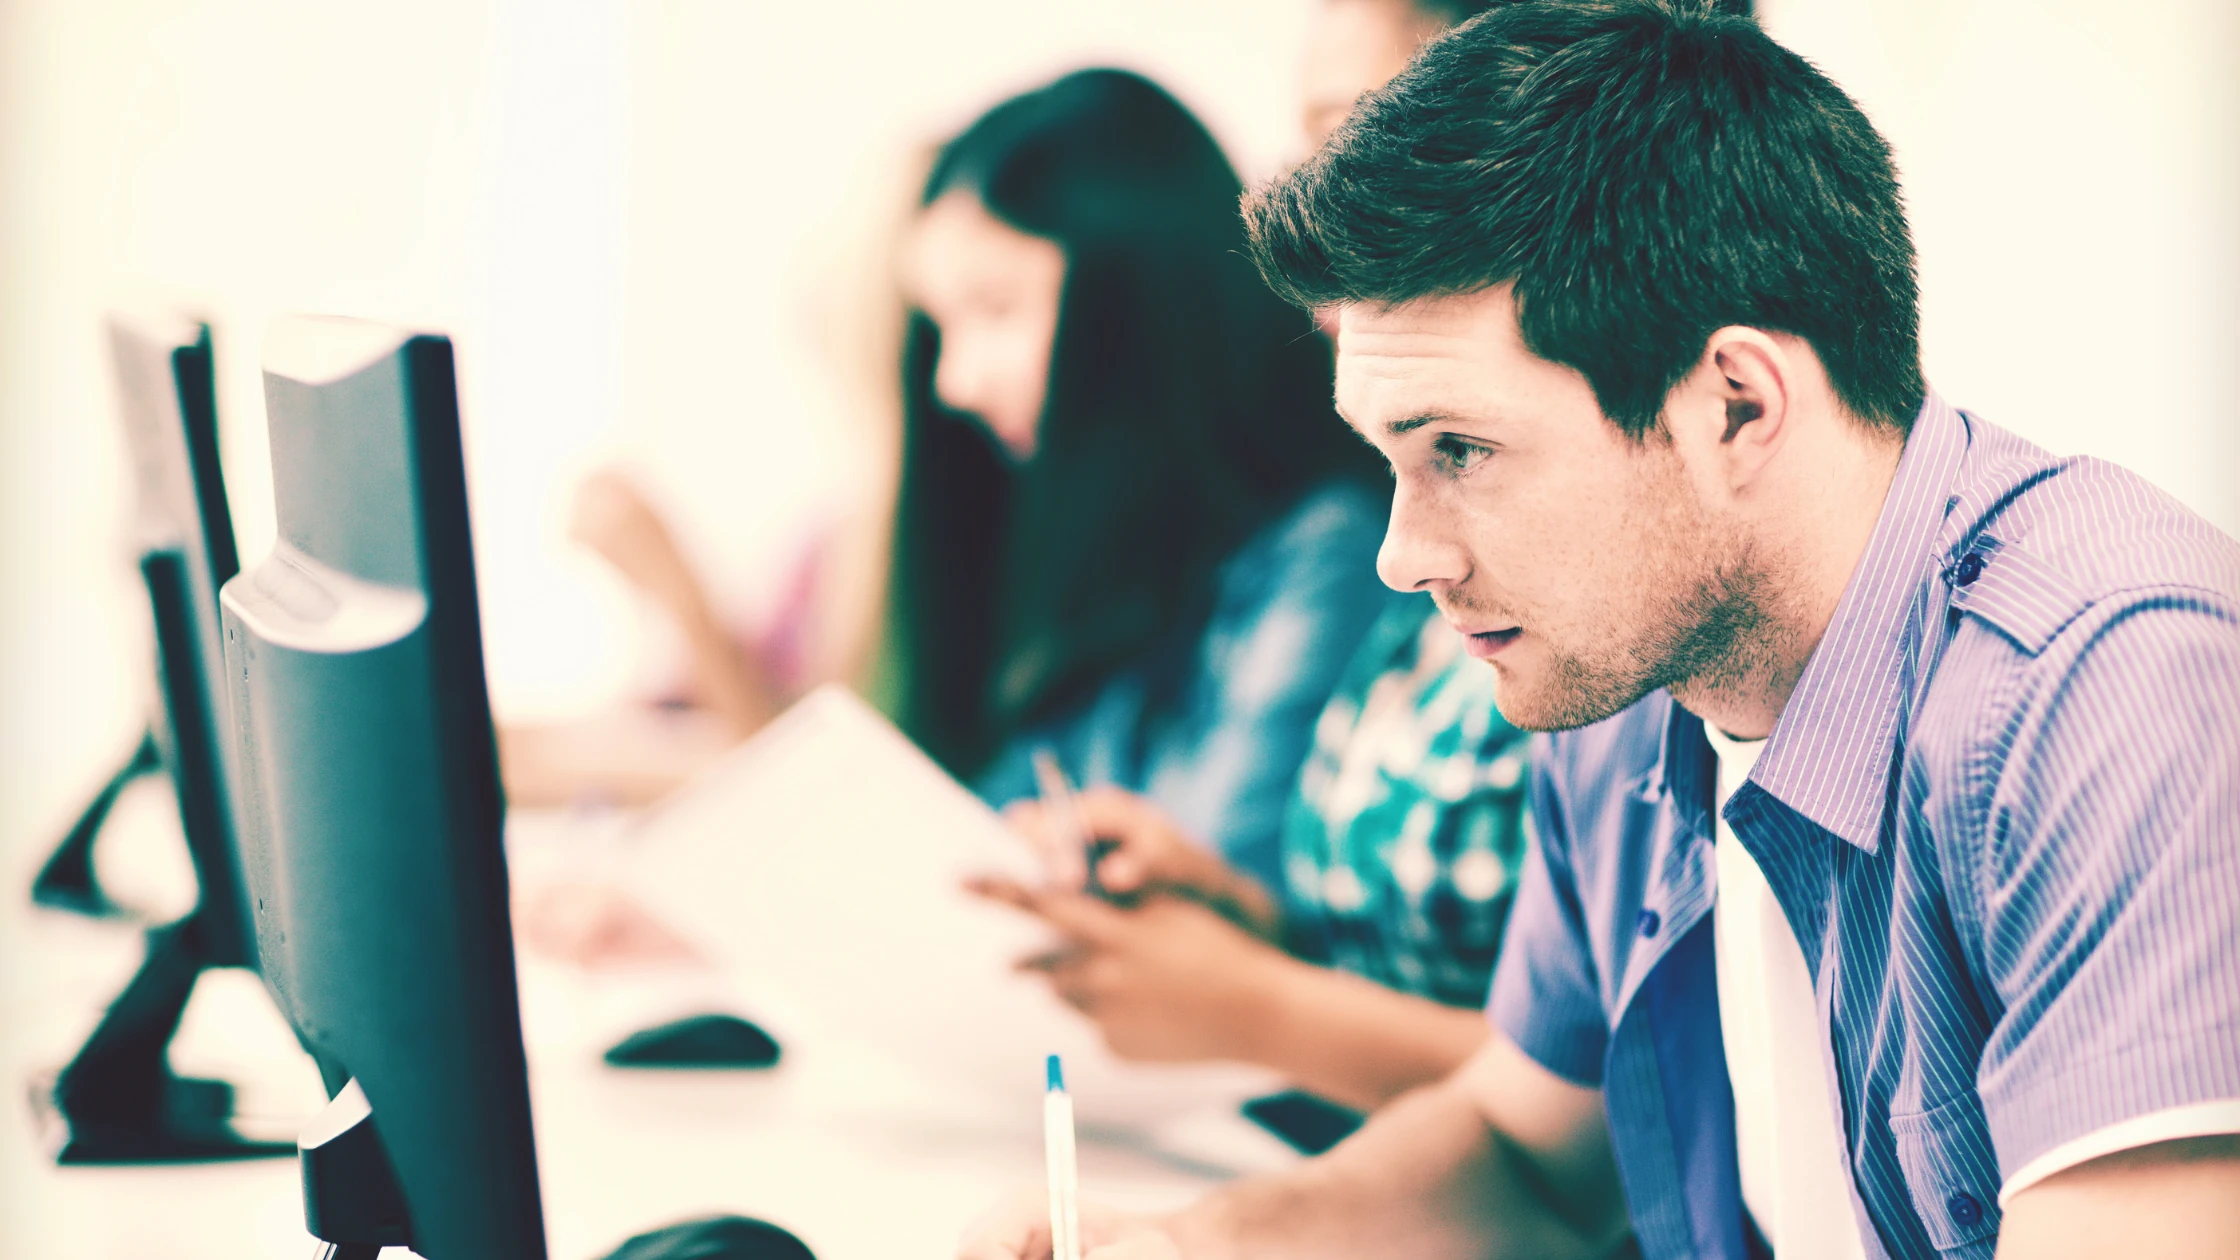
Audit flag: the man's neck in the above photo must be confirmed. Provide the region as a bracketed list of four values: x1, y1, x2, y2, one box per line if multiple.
[1673, 427, 1907, 741]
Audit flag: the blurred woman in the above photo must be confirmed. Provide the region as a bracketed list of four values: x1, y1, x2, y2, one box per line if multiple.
[969, 0, 1533, 1120]
[543, 69, 1391, 888]
[894, 68, 1392, 885]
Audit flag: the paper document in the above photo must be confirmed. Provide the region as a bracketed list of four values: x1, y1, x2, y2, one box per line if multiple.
[620, 686, 1289, 1138]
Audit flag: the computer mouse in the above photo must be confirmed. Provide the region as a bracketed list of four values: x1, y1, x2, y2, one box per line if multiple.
[603, 1013, 781, 1069]
[601, 1213, 814, 1260]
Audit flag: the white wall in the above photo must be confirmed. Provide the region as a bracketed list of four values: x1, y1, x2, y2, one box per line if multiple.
[1760, 0, 2240, 533]
[2, 0, 2234, 862]
[0, 0, 506, 869]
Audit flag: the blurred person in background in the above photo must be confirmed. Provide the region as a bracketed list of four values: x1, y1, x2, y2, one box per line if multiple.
[962, 0, 1534, 1118]
[535, 68, 1391, 894]
[893, 67, 1392, 890]
[500, 150, 922, 810]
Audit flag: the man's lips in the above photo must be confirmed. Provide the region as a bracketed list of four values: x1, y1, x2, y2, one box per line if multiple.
[1460, 626, 1523, 659]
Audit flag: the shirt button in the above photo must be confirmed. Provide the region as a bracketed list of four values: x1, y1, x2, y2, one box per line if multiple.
[1636, 909, 1661, 938]
[1954, 552, 1985, 586]
[1947, 1192, 1983, 1227]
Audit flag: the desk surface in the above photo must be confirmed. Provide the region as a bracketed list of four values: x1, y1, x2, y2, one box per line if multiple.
[1, 794, 1287, 1260]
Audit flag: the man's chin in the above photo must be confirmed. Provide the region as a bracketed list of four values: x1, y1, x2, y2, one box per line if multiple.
[1482, 656, 1652, 734]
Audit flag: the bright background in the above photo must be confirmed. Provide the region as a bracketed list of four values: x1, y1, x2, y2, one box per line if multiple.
[2, 0, 2235, 960]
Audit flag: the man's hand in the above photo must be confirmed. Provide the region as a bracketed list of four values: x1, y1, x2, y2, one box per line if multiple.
[1001, 788, 1280, 939]
[958, 1188, 1185, 1260]
[958, 1034, 1627, 1260]
[967, 878, 1292, 1063]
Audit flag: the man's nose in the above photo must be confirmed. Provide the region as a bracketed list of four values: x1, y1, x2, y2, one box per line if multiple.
[1376, 482, 1470, 594]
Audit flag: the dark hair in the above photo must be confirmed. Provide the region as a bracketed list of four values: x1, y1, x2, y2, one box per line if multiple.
[1410, 0, 1751, 34]
[890, 69, 1381, 774]
[1246, 0, 1920, 438]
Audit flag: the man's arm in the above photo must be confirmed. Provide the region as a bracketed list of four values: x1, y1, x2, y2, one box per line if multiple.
[1168, 1033, 1629, 1260]
[1996, 1136, 2240, 1258]
[959, 1033, 1630, 1260]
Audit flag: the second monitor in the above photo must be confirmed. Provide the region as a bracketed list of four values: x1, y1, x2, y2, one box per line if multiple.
[221, 314, 813, 1260]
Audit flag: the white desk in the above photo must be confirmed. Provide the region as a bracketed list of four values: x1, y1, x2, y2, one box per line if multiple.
[1, 728, 1294, 1260]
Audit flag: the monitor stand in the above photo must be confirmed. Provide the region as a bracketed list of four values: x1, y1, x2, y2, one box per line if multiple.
[30, 915, 295, 1163]
[298, 1078, 415, 1258]
[30, 730, 161, 918]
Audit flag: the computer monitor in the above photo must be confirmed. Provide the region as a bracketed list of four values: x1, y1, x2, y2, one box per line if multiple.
[220, 316, 543, 1259]
[34, 316, 246, 922]
[35, 313, 291, 1164]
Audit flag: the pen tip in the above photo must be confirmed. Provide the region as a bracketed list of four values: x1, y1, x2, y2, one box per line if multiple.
[1047, 1054, 1064, 1091]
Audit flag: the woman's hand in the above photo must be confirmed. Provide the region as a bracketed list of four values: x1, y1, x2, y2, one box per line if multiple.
[972, 864, 1493, 1112]
[514, 878, 704, 969]
[1001, 788, 1281, 940]
[570, 469, 703, 616]
[966, 878, 1296, 1064]
[568, 467, 782, 737]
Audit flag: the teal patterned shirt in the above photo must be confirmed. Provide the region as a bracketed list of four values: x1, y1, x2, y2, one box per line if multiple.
[1280, 595, 1533, 1009]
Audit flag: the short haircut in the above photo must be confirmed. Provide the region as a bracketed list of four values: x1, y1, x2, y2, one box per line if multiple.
[1412, 0, 1750, 23]
[1247, 0, 1923, 437]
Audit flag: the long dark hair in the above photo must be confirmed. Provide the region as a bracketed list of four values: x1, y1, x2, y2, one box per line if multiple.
[890, 68, 1381, 775]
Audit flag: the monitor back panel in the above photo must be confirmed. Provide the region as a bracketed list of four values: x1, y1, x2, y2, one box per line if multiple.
[220, 318, 543, 1260]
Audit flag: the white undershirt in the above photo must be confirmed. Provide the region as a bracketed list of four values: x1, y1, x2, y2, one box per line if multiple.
[1703, 727, 2240, 1248]
[1705, 725, 1868, 1258]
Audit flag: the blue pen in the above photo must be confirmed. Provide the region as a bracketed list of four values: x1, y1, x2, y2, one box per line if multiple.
[1043, 1055, 1081, 1260]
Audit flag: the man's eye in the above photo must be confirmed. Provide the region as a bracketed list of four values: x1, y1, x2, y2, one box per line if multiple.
[1431, 435, 1492, 473]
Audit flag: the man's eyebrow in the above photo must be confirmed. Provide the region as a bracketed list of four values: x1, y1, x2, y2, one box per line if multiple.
[1331, 400, 1482, 436]
[1387, 412, 1454, 436]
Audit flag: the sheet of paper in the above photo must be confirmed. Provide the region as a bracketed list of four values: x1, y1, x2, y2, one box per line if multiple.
[617, 686, 1292, 1143]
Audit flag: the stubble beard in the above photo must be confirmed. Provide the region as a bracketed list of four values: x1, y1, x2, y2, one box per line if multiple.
[1485, 505, 1787, 735]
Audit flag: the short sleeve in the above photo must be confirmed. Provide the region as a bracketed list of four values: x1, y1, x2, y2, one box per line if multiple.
[1488, 734, 1611, 1087]
[1972, 593, 2240, 1177]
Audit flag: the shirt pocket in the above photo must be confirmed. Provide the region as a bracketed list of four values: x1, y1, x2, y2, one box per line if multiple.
[1888, 1092, 2004, 1255]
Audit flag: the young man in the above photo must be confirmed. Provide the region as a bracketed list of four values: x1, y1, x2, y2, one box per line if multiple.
[959, 2, 2240, 1258]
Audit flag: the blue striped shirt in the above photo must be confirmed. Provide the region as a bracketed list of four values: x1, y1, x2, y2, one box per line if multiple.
[1489, 393, 2240, 1258]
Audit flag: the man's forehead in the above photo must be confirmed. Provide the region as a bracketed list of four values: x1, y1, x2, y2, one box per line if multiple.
[1337, 290, 1517, 366]
[1335, 290, 1513, 409]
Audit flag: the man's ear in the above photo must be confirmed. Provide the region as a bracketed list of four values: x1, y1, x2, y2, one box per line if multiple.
[1694, 327, 1792, 492]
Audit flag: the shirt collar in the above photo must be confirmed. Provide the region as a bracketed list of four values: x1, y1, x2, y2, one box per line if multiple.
[1739, 391, 1970, 853]
[1646, 695, 1714, 838]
